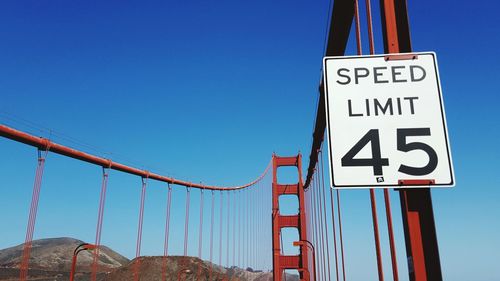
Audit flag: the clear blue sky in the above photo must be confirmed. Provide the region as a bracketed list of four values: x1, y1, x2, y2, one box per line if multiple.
[0, 0, 499, 280]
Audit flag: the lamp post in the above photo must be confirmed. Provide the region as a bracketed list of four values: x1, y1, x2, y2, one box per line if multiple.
[70, 243, 96, 281]
[293, 240, 316, 281]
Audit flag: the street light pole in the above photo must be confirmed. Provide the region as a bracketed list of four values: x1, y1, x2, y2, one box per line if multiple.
[293, 240, 316, 281]
[70, 243, 96, 281]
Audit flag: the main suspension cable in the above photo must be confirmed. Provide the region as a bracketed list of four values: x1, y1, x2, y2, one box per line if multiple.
[0, 124, 271, 191]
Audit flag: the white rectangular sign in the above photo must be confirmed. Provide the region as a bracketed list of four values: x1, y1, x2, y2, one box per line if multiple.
[323, 52, 454, 188]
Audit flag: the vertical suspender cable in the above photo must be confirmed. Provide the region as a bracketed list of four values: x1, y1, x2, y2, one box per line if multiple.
[238, 190, 245, 268]
[317, 168, 327, 281]
[317, 171, 327, 281]
[184, 187, 191, 256]
[227, 191, 231, 267]
[252, 186, 256, 271]
[336, 190, 346, 281]
[244, 188, 247, 277]
[320, 146, 344, 281]
[219, 191, 223, 267]
[241, 190, 244, 269]
[209, 191, 215, 280]
[134, 176, 148, 281]
[328, 182, 340, 281]
[312, 172, 321, 281]
[233, 190, 236, 267]
[246, 187, 250, 274]
[253, 186, 256, 270]
[310, 177, 315, 279]
[196, 189, 204, 280]
[262, 181, 265, 271]
[91, 166, 109, 281]
[384, 190, 399, 281]
[319, 150, 332, 281]
[20, 149, 48, 281]
[162, 184, 173, 281]
[353, 0, 384, 279]
[364, 0, 400, 278]
[370, 189, 384, 281]
[198, 189, 205, 259]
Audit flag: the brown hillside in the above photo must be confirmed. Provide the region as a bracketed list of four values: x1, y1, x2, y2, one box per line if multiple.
[102, 256, 275, 281]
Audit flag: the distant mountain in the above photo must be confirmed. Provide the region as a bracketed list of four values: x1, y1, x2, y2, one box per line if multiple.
[0, 238, 299, 281]
[0, 237, 128, 280]
[101, 256, 278, 281]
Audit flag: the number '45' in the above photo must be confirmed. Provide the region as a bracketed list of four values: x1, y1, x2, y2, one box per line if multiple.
[341, 128, 438, 176]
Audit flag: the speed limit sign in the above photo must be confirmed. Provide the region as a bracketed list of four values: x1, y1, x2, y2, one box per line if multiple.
[323, 52, 454, 188]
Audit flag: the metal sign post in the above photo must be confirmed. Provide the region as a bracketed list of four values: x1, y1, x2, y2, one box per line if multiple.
[380, 0, 445, 280]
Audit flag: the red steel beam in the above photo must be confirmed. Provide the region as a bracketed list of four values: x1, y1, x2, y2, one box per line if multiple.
[0, 124, 270, 191]
[380, 0, 443, 280]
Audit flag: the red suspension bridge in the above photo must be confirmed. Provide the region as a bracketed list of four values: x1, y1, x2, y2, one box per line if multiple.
[1, 0, 445, 280]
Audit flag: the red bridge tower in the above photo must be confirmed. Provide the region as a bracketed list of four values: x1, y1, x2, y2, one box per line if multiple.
[272, 154, 310, 281]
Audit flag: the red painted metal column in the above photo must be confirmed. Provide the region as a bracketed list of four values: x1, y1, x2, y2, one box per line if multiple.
[379, 0, 443, 280]
[19, 149, 49, 281]
[272, 154, 309, 281]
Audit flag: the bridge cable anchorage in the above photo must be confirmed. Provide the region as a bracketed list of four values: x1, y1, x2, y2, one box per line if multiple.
[162, 183, 173, 281]
[19, 148, 49, 281]
[134, 175, 148, 281]
[91, 167, 109, 281]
